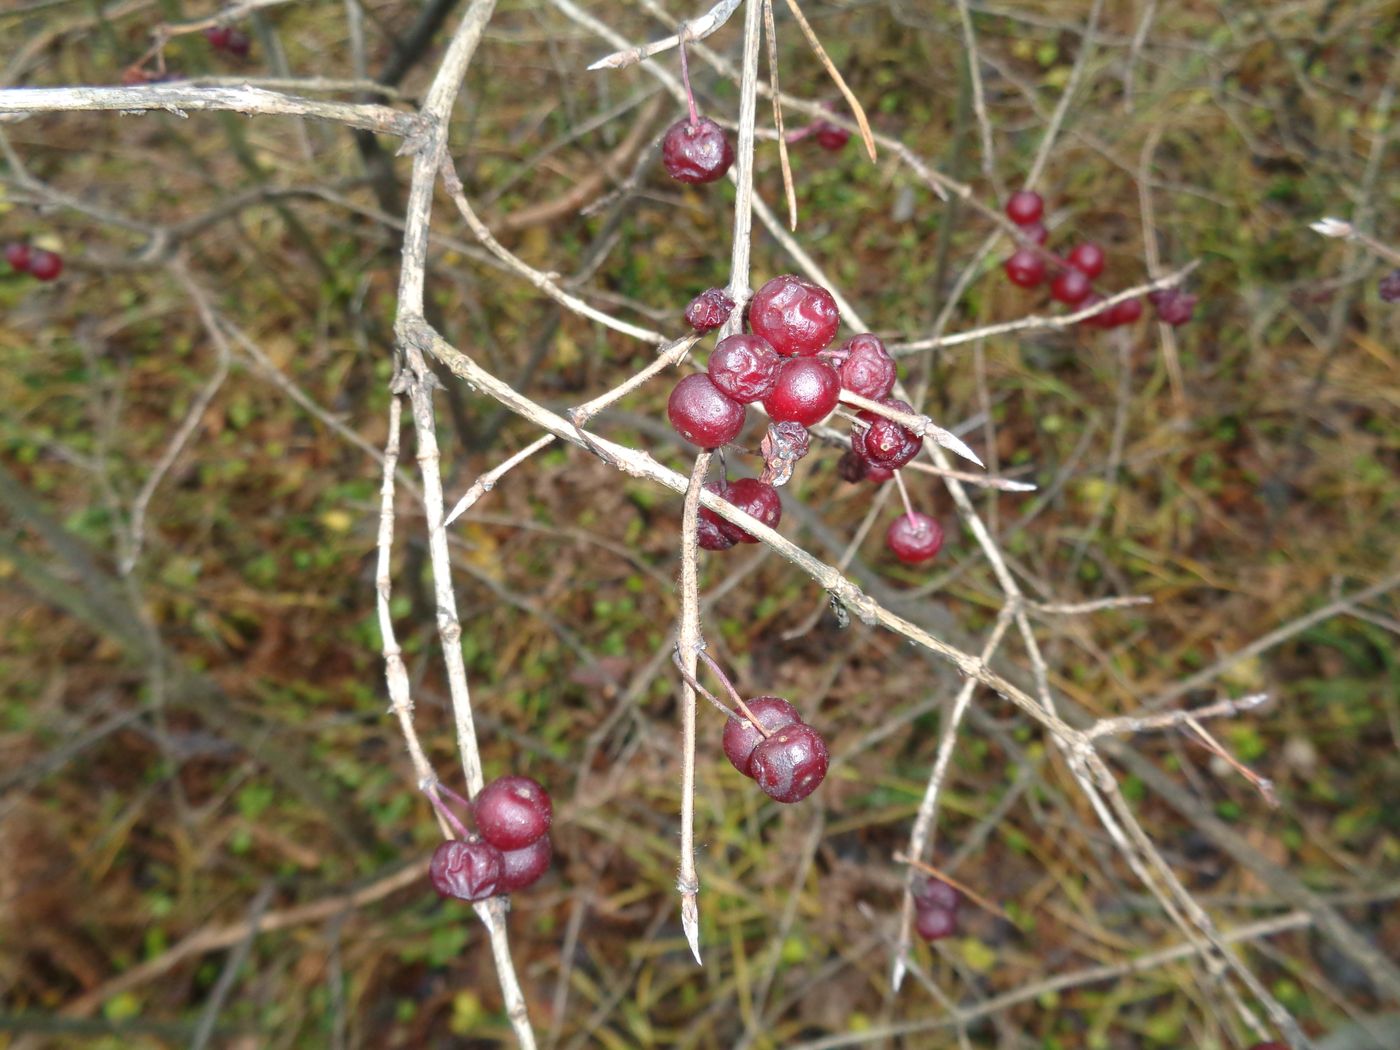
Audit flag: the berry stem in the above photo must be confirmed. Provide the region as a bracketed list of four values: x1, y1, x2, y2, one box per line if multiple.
[893, 851, 1009, 921]
[694, 645, 773, 738]
[422, 782, 473, 840]
[672, 647, 743, 721]
[678, 31, 700, 127]
[892, 468, 917, 525]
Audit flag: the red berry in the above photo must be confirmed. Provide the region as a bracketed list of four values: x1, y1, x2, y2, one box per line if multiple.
[856, 398, 922, 470]
[225, 28, 251, 58]
[1078, 293, 1114, 328]
[864, 463, 894, 484]
[1066, 242, 1106, 279]
[722, 696, 802, 776]
[836, 333, 897, 400]
[429, 839, 503, 902]
[662, 117, 734, 184]
[812, 120, 850, 151]
[1003, 249, 1046, 289]
[764, 358, 840, 426]
[498, 835, 552, 892]
[749, 722, 829, 803]
[698, 481, 738, 551]
[914, 905, 957, 942]
[717, 477, 782, 543]
[1105, 297, 1143, 326]
[474, 775, 552, 851]
[749, 274, 840, 357]
[685, 287, 735, 332]
[886, 512, 944, 564]
[28, 250, 62, 282]
[203, 25, 231, 49]
[1148, 288, 1197, 326]
[668, 373, 747, 448]
[1020, 222, 1049, 246]
[1050, 267, 1092, 305]
[1380, 269, 1400, 303]
[708, 334, 780, 403]
[5, 242, 31, 273]
[913, 876, 962, 913]
[1005, 190, 1044, 226]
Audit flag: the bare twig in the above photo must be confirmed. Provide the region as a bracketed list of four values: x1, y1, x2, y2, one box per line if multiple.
[780, 0, 875, 160]
[586, 0, 743, 70]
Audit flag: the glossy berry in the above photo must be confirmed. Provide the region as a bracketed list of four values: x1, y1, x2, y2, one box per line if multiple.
[913, 876, 962, 913]
[749, 274, 840, 357]
[1003, 249, 1046, 289]
[856, 398, 921, 470]
[1066, 242, 1105, 279]
[836, 333, 897, 400]
[498, 835, 552, 892]
[203, 25, 231, 49]
[765, 358, 840, 426]
[914, 905, 958, 942]
[28, 250, 63, 282]
[698, 481, 737, 551]
[722, 696, 802, 776]
[668, 373, 746, 448]
[1380, 269, 1400, 303]
[685, 287, 735, 332]
[813, 120, 850, 151]
[886, 512, 945, 564]
[1005, 190, 1044, 226]
[708, 334, 780, 403]
[5, 242, 31, 273]
[749, 722, 829, 803]
[1148, 288, 1197, 326]
[475, 775, 552, 851]
[224, 28, 251, 58]
[662, 117, 734, 184]
[865, 462, 894, 484]
[718, 477, 781, 543]
[429, 839, 503, 902]
[1105, 297, 1143, 326]
[1050, 267, 1092, 305]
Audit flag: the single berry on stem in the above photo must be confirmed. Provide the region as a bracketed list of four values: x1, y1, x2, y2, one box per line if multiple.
[28, 250, 63, 282]
[708, 334, 781, 403]
[668, 373, 747, 448]
[749, 722, 830, 803]
[886, 511, 945, 564]
[855, 398, 922, 470]
[474, 775, 553, 850]
[722, 696, 801, 776]
[914, 904, 957, 942]
[5, 242, 31, 273]
[429, 839, 503, 902]
[835, 333, 897, 399]
[1003, 249, 1046, 289]
[661, 38, 733, 184]
[764, 357, 841, 426]
[498, 835, 552, 892]
[1005, 190, 1044, 226]
[1050, 267, 1092, 305]
[716, 477, 782, 543]
[749, 274, 841, 356]
[1066, 242, 1106, 279]
[813, 120, 851, 151]
[685, 287, 735, 332]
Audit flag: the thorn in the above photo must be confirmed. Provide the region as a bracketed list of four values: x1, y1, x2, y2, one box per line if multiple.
[932, 427, 985, 468]
[891, 956, 906, 992]
[681, 892, 703, 965]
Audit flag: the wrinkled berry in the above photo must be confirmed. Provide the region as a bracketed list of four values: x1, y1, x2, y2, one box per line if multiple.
[475, 775, 552, 851]
[662, 117, 734, 184]
[698, 481, 738, 551]
[1148, 288, 1197, 326]
[886, 511, 944, 564]
[1066, 243, 1105, 279]
[914, 905, 957, 942]
[5, 243, 31, 273]
[759, 420, 811, 485]
[28, 250, 63, 282]
[1050, 267, 1092, 305]
[668, 373, 747, 448]
[1005, 190, 1044, 226]
[765, 358, 840, 426]
[1004, 249, 1046, 289]
[708, 334, 781, 403]
[749, 722, 829, 803]
[837, 449, 867, 483]
[685, 287, 735, 332]
[722, 696, 802, 776]
[429, 839, 503, 902]
[716, 477, 782, 543]
[498, 836, 552, 892]
[749, 274, 840, 356]
[836, 333, 897, 399]
[856, 398, 921, 470]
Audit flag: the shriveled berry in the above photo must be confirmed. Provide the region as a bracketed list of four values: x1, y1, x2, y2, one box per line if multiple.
[475, 775, 552, 850]
[1004, 249, 1046, 289]
[749, 274, 840, 356]
[1066, 242, 1105, 279]
[698, 481, 737, 551]
[718, 477, 782, 543]
[429, 839, 503, 902]
[668, 373, 746, 448]
[1105, 297, 1143, 326]
[498, 836, 552, 892]
[913, 876, 962, 913]
[685, 287, 735, 332]
[1050, 267, 1092, 305]
[914, 905, 957, 942]
[708, 334, 780, 403]
[203, 25, 231, 49]
[722, 696, 801, 776]
[856, 398, 921, 470]
[1148, 288, 1197, 326]
[750, 722, 829, 803]
[28, 250, 62, 282]
[886, 511, 944, 564]
[1005, 190, 1044, 226]
[5, 242, 31, 273]
[662, 117, 734, 184]
[813, 120, 850, 151]
[837, 449, 867, 483]
[1380, 269, 1400, 303]
[765, 357, 840, 426]
[836, 333, 897, 400]
[758, 420, 810, 485]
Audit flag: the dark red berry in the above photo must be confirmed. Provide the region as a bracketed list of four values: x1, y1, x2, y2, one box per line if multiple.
[764, 358, 840, 426]
[5, 242, 31, 273]
[856, 398, 921, 470]
[474, 775, 552, 851]
[662, 117, 734, 184]
[836, 333, 897, 400]
[203, 25, 231, 49]
[886, 512, 944, 564]
[1050, 267, 1092, 305]
[913, 876, 962, 913]
[1021, 222, 1049, 246]
[1148, 288, 1197, 326]
[812, 120, 850, 151]
[1079, 293, 1113, 328]
[749, 722, 829, 803]
[914, 905, 957, 942]
[722, 696, 802, 776]
[429, 839, 503, 902]
[1066, 242, 1105, 279]
[685, 287, 736, 332]
[498, 835, 552, 892]
[28, 250, 62, 282]
[749, 274, 840, 357]
[224, 28, 251, 58]
[1380, 269, 1400, 303]
[1105, 297, 1143, 326]
[708, 334, 781, 403]
[1003, 249, 1046, 289]
[865, 463, 894, 484]
[1005, 190, 1044, 226]
[667, 373, 747, 448]
[698, 481, 738, 551]
[837, 449, 867, 483]
[717, 477, 782, 543]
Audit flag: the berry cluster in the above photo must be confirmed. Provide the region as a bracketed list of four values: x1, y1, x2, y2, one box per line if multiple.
[1001, 190, 1196, 328]
[722, 696, 829, 803]
[4, 242, 62, 282]
[912, 875, 962, 942]
[203, 25, 251, 58]
[427, 775, 553, 903]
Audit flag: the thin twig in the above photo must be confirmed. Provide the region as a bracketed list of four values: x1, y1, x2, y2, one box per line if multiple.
[837, 389, 984, 467]
[780, 0, 875, 160]
[586, 0, 744, 70]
